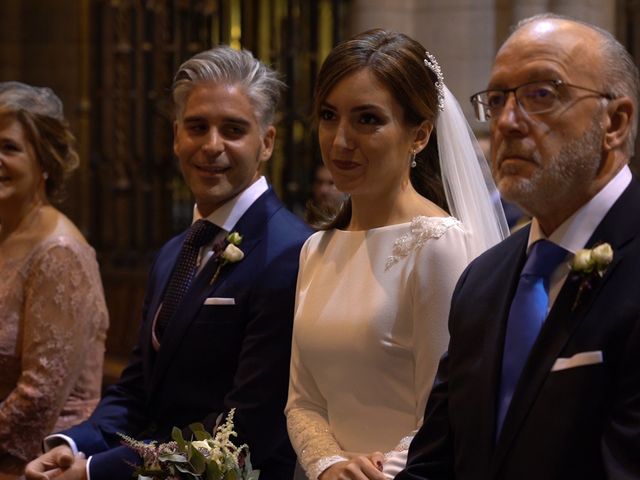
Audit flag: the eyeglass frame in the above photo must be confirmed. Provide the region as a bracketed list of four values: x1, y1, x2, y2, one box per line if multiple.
[469, 79, 614, 122]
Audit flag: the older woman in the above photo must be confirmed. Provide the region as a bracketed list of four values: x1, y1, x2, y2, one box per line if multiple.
[0, 82, 108, 478]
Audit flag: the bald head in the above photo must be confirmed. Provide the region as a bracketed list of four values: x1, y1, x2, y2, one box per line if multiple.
[485, 14, 637, 233]
[503, 14, 639, 155]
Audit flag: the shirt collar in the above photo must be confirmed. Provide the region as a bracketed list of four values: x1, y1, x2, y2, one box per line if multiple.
[192, 176, 269, 232]
[527, 165, 632, 253]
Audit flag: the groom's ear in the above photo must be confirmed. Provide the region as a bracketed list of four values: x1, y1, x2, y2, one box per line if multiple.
[412, 120, 433, 154]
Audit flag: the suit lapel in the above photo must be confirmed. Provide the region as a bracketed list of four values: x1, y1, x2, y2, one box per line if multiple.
[149, 189, 283, 392]
[491, 177, 640, 476]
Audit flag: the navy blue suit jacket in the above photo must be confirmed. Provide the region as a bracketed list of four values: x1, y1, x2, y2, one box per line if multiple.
[64, 188, 312, 480]
[397, 178, 640, 480]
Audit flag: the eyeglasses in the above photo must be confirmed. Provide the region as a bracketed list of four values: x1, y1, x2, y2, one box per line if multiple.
[470, 79, 613, 122]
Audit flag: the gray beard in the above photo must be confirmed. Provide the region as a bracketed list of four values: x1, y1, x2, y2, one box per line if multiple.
[501, 120, 604, 214]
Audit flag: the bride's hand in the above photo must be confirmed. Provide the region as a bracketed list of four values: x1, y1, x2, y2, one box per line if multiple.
[318, 452, 386, 480]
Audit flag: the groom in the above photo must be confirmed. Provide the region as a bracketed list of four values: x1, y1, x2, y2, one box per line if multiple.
[397, 14, 640, 480]
[26, 46, 311, 480]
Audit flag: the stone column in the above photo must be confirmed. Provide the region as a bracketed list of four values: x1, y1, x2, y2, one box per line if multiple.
[349, 0, 496, 131]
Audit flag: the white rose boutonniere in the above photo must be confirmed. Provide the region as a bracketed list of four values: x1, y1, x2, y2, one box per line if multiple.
[569, 242, 613, 310]
[210, 232, 244, 284]
[571, 243, 613, 276]
[222, 243, 244, 263]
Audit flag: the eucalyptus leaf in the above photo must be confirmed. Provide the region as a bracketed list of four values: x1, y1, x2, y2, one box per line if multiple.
[246, 470, 260, 480]
[158, 453, 187, 463]
[172, 426, 187, 451]
[191, 446, 207, 474]
[194, 430, 210, 441]
[205, 460, 223, 480]
[243, 453, 253, 471]
[189, 422, 206, 435]
[175, 464, 195, 474]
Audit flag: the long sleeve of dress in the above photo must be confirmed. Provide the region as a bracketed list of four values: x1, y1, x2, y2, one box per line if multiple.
[0, 239, 108, 462]
[287, 239, 349, 479]
[381, 224, 470, 478]
[286, 343, 349, 479]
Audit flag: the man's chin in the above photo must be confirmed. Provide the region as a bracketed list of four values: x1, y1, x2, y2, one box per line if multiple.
[497, 177, 536, 206]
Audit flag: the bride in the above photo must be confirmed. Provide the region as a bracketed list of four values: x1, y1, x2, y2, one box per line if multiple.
[285, 29, 508, 480]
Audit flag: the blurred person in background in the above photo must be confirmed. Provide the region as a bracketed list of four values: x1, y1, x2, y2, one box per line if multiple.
[304, 163, 346, 226]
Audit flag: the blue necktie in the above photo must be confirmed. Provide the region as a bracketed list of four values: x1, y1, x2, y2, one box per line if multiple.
[496, 239, 568, 435]
[155, 220, 219, 341]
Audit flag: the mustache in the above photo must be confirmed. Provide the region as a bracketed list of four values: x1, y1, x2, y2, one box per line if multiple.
[494, 141, 541, 164]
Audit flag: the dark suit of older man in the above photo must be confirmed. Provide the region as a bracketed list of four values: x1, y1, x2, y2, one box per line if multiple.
[397, 13, 640, 480]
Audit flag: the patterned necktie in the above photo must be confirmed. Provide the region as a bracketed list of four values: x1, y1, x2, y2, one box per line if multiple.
[155, 219, 219, 341]
[496, 239, 568, 435]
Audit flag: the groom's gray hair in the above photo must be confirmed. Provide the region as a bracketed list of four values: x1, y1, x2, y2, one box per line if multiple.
[172, 45, 285, 130]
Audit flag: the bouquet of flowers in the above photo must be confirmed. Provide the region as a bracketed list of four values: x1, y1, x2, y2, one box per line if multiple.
[119, 409, 259, 480]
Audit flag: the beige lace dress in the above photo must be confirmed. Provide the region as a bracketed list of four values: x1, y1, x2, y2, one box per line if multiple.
[0, 208, 108, 476]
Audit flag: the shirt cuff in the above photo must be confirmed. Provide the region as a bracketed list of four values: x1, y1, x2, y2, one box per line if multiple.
[43, 435, 91, 480]
[86, 455, 93, 480]
[43, 434, 79, 455]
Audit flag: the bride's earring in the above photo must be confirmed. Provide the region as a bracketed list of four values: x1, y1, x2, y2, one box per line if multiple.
[410, 151, 417, 168]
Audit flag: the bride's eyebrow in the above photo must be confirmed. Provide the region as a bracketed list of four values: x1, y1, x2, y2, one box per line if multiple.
[351, 104, 383, 112]
[319, 100, 336, 110]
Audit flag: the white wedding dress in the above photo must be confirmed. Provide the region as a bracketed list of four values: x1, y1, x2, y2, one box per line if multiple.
[286, 216, 471, 479]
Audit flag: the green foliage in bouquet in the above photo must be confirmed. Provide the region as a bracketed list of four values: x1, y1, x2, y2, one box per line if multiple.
[119, 409, 259, 480]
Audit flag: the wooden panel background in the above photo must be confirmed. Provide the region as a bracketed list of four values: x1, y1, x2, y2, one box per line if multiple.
[0, 0, 350, 384]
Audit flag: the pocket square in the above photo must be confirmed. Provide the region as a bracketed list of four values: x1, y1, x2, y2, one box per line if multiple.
[204, 297, 235, 306]
[551, 350, 603, 372]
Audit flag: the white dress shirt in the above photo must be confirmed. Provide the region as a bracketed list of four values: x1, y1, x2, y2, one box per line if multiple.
[526, 166, 632, 309]
[194, 176, 268, 272]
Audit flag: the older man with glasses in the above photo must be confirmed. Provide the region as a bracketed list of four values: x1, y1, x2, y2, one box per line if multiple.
[395, 13, 640, 480]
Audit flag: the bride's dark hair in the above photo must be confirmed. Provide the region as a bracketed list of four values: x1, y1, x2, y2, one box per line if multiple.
[311, 28, 447, 230]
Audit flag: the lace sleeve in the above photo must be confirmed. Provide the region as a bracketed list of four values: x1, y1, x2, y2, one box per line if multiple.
[0, 240, 107, 462]
[286, 326, 348, 479]
[286, 407, 348, 479]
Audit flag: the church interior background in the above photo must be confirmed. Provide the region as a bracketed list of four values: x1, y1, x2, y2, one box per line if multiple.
[1, 0, 638, 384]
